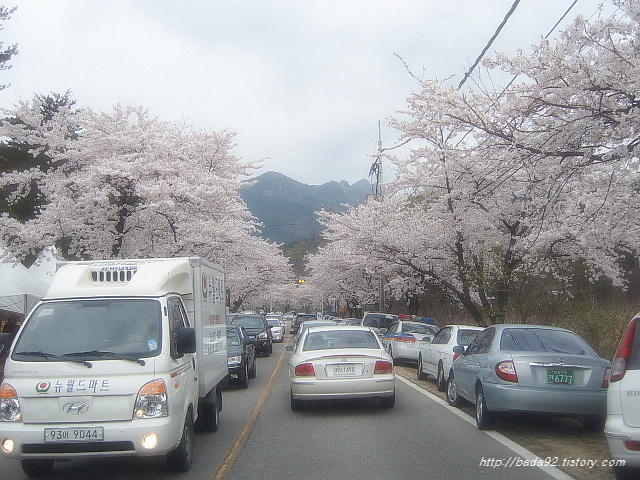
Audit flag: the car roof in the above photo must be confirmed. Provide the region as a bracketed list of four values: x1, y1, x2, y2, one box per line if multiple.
[305, 325, 374, 334]
[442, 324, 485, 330]
[489, 324, 574, 332]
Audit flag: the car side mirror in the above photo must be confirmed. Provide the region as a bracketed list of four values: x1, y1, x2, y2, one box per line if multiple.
[284, 345, 294, 352]
[421, 335, 433, 343]
[379, 328, 388, 335]
[452, 345, 466, 355]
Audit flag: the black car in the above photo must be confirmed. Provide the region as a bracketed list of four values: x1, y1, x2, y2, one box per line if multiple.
[362, 312, 399, 336]
[225, 325, 257, 388]
[291, 313, 317, 335]
[229, 314, 273, 356]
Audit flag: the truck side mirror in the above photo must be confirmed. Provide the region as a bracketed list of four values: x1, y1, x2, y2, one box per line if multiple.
[0, 332, 11, 357]
[177, 327, 196, 355]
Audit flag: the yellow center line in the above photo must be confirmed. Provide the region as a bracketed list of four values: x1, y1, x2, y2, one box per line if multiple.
[211, 337, 290, 480]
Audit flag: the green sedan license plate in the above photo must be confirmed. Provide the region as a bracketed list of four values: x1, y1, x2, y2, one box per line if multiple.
[547, 369, 574, 384]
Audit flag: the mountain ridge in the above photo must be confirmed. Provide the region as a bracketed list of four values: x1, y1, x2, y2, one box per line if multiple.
[240, 171, 370, 244]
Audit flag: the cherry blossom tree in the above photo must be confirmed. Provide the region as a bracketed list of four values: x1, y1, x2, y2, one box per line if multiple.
[1, 97, 294, 305]
[311, 0, 640, 325]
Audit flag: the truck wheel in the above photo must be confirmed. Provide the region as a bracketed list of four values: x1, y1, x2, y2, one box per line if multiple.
[248, 358, 257, 379]
[21, 459, 55, 477]
[167, 409, 194, 472]
[196, 390, 220, 432]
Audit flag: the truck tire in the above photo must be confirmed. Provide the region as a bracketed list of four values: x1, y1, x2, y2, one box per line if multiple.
[21, 459, 55, 477]
[196, 389, 220, 433]
[166, 409, 194, 472]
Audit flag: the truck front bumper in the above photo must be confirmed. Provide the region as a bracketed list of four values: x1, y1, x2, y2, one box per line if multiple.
[0, 416, 183, 460]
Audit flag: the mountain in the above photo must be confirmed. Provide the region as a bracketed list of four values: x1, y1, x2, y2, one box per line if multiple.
[240, 171, 371, 244]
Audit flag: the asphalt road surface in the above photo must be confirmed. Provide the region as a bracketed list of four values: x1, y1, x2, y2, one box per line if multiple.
[0, 339, 577, 480]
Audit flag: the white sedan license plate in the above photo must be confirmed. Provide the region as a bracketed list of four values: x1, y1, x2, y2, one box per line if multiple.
[333, 364, 357, 376]
[45, 427, 104, 442]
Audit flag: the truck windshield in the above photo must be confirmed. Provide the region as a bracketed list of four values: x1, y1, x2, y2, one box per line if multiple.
[12, 299, 162, 361]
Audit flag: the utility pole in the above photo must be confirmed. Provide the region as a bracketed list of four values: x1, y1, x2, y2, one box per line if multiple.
[369, 121, 385, 312]
[369, 120, 384, 200]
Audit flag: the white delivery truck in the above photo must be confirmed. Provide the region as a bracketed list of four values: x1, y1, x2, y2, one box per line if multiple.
[0, 257, 227, 476]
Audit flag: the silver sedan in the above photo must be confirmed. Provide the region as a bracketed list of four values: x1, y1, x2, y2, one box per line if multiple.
[447, 324, 611, 430]
[285, 325, 396, 410]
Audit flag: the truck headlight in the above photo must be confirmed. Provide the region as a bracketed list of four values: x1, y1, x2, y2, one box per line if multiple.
[0, 384, 22, 422]
[134, 379, 168, 419]
[227, 355, 243, 365]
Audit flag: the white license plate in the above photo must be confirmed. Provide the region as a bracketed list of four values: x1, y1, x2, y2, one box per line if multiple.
[45, 427, 104, 442]
[333, 364, 357, 376]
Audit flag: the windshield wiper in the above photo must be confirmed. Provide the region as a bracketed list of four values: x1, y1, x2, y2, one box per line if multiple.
[64, 350, 146, 366]
[14, 350, 93, 368]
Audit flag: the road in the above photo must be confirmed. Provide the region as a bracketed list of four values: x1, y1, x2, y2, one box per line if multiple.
[0, 338, 615, 480]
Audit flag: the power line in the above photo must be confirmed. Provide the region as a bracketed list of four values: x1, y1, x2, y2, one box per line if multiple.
[499, 0, 579, 97]
[458, 0, 521, 90]
[381, 0, 441, 119]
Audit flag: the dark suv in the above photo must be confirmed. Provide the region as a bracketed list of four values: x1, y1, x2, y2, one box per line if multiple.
[362, 312, 399, 335]
[230, 314, 272, 356]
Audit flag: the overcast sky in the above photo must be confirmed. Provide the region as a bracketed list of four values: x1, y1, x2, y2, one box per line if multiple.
[0, 1, 616, 185]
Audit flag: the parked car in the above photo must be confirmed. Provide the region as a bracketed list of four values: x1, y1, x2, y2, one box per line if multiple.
[447, 324, 611, 430]
[362, 312, 399, 336]
[606, 314, 640, 479]
[291, 313, 317, 335]
[382, 320, 440, 363]
[266, 314, 285, 343]
[226, 325, 257, 388]
[285, 325, 395, 411]
[229, 314, 273, 356]
[417, 325, 484, 391]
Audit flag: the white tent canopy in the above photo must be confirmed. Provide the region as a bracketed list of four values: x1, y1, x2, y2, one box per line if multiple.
[0, 248, 53, 315]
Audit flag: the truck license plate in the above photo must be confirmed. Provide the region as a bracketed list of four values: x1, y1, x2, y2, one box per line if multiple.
[45, 427, 104, 442]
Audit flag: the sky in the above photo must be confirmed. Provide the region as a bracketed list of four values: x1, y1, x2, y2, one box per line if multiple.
[0, 0, 617, 186]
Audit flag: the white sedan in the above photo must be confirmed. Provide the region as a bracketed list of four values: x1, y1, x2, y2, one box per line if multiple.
[285, 325, 396, 410]
[417, 324, 484, 391]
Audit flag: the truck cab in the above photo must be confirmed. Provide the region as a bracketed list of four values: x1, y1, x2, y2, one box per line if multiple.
[0, 257, 227, 476]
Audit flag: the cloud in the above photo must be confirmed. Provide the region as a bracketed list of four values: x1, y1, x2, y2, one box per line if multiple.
[1, 0, 613, 185]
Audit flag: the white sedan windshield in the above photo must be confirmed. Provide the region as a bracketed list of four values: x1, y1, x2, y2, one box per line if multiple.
[303, 330, 380, 351]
